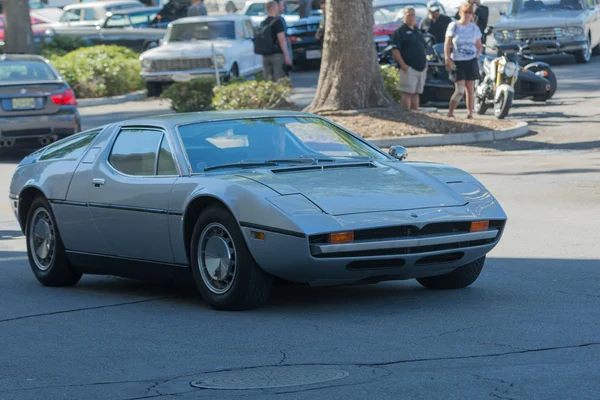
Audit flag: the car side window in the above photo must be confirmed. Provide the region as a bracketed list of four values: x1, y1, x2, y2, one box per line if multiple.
[60, 9, 81, 22]
[244, 20, 255, 38]
[109, 129, 164, 176]
[105, 14, 129, 28]
[83, 8, 96, 21]
[39, 129, 102, 161]
[157, 136, 178, 175]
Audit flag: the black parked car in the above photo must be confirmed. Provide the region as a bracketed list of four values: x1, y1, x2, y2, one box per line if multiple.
[287, 15, 323, 66]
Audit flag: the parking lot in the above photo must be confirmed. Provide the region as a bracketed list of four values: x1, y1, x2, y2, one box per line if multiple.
[0, 50, 599, 399]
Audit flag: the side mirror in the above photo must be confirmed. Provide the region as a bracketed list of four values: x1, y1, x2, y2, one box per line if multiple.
[389, 145, 408, 160]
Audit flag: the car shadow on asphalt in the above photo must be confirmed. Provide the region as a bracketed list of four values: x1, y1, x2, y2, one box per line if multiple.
[0, 230, 24, 240]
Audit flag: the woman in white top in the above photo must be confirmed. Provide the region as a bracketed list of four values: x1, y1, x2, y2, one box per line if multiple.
[444, 3, 483, 118]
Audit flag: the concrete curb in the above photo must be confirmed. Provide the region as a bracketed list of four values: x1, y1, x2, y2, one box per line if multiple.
[77, 90, 148, 108]
[369, 120, 529, 148]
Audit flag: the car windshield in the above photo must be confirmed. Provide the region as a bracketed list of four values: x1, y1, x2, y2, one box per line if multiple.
[508, 0, 585, 15]
[167, 21, 236, 41]
[0, 61, 58, 83]
[373, 3, 428, 24]
[177, 117, 390, 173]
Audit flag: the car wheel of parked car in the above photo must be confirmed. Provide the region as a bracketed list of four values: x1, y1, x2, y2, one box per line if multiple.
[25, 196, 82, 287]
[574, 37, 591, 64]
[190, 204, 273, 310]
[144, 41, 159, 51]
[146, 82, 162, 97]
[416, 256, 485, 290]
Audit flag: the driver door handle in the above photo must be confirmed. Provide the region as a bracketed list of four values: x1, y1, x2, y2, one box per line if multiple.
[92, 178, 105, 187]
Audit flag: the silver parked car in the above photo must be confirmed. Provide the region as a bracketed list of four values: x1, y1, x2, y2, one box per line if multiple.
[0, 54, 80, 149]
[9, 111, 507, 310]
[493, 0, 600, 63]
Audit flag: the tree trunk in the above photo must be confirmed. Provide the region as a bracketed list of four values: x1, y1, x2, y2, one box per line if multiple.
[304, 0, 393, 113]
[4, 0, 35, 55]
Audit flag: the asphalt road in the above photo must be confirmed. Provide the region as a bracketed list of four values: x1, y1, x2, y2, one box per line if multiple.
[0, 55, 599, 400]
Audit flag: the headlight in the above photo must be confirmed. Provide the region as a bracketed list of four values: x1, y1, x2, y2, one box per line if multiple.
[214, 54, 226, 68]
[504, 61, 518, 78]
[494, 30, 514, 41]
[140, 59, 152, 70]
[562, 26, 584, 37]
[494, 31, 504, 41]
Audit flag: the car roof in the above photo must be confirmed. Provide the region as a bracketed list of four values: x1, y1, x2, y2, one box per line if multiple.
[373, 0, 429, 6]
[172, 14, 252, 24]
[0, 54, 48, 62]
[120, 110, 315, 128]
[64, 1, 142, 9]
[109, 6, 161, 14]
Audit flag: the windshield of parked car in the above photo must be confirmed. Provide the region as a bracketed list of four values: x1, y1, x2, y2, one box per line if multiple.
[508, 0, 585, 15]
[374, 3, 428, 24]
[167, 21, 236, 41]
[0, 61, 58, 83]
[177, 117, 390, 173]
[246, 2, 299, 16]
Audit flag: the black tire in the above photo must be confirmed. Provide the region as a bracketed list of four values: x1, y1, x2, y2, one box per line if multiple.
[190, 205, 273, 310]
[144, 41, 158, 51]
[416, 256, 485, 290]
[146, 82, 162, 97]
[475, 95, 488, 115]
[25, 196, 82, 287]
[574, 37, 591, 64]
[494, 90, 513, 119]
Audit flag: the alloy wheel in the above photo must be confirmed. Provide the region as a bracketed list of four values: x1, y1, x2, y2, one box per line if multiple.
[29, 208, 56, 271]
[198, 223, 237, 295]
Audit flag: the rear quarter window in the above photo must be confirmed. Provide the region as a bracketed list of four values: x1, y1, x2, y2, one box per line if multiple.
[39, 129, 102, 161]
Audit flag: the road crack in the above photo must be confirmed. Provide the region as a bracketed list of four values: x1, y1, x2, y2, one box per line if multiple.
[0, 296, 179, 323]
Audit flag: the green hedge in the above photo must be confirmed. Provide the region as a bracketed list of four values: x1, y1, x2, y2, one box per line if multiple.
[49, 45, 144, 98]
[380, 65, 403, 103]
[162, 76, 293, 113]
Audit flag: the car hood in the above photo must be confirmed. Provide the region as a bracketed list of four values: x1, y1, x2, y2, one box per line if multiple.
[238, 163, 469, 216]
[496, 11, 585, 29]
[141, 40, 234, 59]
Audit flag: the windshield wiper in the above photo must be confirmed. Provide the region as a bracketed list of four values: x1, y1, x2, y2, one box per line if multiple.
[265, 156, 336, 164]
[203, 161, 279, 172]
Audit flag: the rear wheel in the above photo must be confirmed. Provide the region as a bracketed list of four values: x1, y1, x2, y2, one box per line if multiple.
[475, 95, 488, 115]
[25, 196, 82, 287]
[417, 256, 485, 289]
[190, 205, 273, 310]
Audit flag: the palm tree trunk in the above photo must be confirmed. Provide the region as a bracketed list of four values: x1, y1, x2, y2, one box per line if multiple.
[4, 0, 35, 55]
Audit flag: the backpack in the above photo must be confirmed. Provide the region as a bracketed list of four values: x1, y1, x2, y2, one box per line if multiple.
[254, 17, 281, 55]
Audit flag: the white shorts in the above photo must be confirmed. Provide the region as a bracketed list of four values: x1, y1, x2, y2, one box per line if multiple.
[399, 66, 427, 94]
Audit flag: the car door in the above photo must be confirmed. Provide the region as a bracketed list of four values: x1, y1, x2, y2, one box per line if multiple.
[100, 14, 136, 48]
[243, 19, 262, 73]
[86, 126, 181, 263]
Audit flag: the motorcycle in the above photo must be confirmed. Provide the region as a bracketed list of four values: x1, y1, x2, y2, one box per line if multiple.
[474, 50, 517, 119]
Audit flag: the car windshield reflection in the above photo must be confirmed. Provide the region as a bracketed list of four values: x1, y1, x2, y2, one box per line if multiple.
[177, 117, 389, 173]
[508, 0, 584, 15]
[167, 21, 236, 41]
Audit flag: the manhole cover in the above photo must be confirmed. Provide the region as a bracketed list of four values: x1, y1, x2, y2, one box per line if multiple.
[190, 366, 350, 390]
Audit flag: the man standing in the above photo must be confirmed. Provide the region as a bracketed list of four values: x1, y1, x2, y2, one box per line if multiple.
[275, 0, 293, 69]
[187, 0, 207, 16]
[419, 1, 451, 44]
[259, 1, 292, 81]
[391, 6, 428, 111]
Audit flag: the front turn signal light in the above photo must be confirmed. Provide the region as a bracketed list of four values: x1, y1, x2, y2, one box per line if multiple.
[328, 231, 354, 244]
[470, 221, 489, 232]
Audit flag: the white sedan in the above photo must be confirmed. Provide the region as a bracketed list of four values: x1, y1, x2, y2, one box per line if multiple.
[139, 15, 263, 97]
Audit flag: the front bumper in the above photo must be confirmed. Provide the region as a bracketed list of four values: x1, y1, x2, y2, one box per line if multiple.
[496, 38, 587, 55]
[0, 108, 80, 140]
[141, 68, 229, 83]
[243, 220, 506, 286]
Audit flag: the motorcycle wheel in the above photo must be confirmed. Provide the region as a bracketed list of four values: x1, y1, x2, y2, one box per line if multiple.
[475, 95, 488, 115]
[494, 90, 513, 119]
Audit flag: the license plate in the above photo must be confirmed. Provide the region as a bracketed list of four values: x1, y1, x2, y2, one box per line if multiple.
[172, 73, 193, 82]
[306, 49, 322, 60]
[12, 97, 36, 110]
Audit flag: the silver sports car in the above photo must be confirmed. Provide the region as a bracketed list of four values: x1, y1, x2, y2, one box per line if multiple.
[9, 110, 507, 310]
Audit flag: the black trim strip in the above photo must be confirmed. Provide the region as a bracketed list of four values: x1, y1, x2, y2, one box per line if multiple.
[50, 199, 88, 207]
[50, 199, 183, 216]
[240, 222, 306, 238]
[66, 250, 189, 268]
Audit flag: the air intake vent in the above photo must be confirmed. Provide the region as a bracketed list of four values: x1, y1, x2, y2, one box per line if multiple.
[271, 162, 376, 174]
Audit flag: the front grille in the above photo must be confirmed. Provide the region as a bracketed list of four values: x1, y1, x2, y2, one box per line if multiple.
[310, 220, 503, 244]
[151, 58, 213, 72]
[514, 28, 559, 41]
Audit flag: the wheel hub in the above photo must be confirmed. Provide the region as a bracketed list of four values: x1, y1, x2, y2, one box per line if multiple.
[204, 236, 231, 280]
[29, 208, 55, 271]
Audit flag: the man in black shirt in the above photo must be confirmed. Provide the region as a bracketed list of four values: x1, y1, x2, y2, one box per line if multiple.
[419, 1, 451, 45]
[260, 1, 292, 81]
[391, 6, 428, 111]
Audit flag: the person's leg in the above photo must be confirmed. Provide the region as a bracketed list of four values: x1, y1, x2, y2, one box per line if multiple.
[271, 53, 286, 81]
[412, 68, 427, 111]
[449, 80, 465, 117]
[465, 80, 475, 118]
[263, 55, 274, 81]
[399, 67, 418, 110]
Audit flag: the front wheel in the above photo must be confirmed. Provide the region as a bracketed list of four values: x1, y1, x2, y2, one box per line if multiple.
[494, 89, 513, 119]
[190, 205, 273, 310]
[416, 256, 485, 289]
[574, 37, 591, 64]
[25, 196, 82, 286]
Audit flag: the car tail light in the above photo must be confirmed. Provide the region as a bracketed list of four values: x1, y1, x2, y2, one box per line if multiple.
[328, 231, 354, 244]
[290, 35, 298, 42]
[50, 88, 77, 106]
[470, 221, 489, 232]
